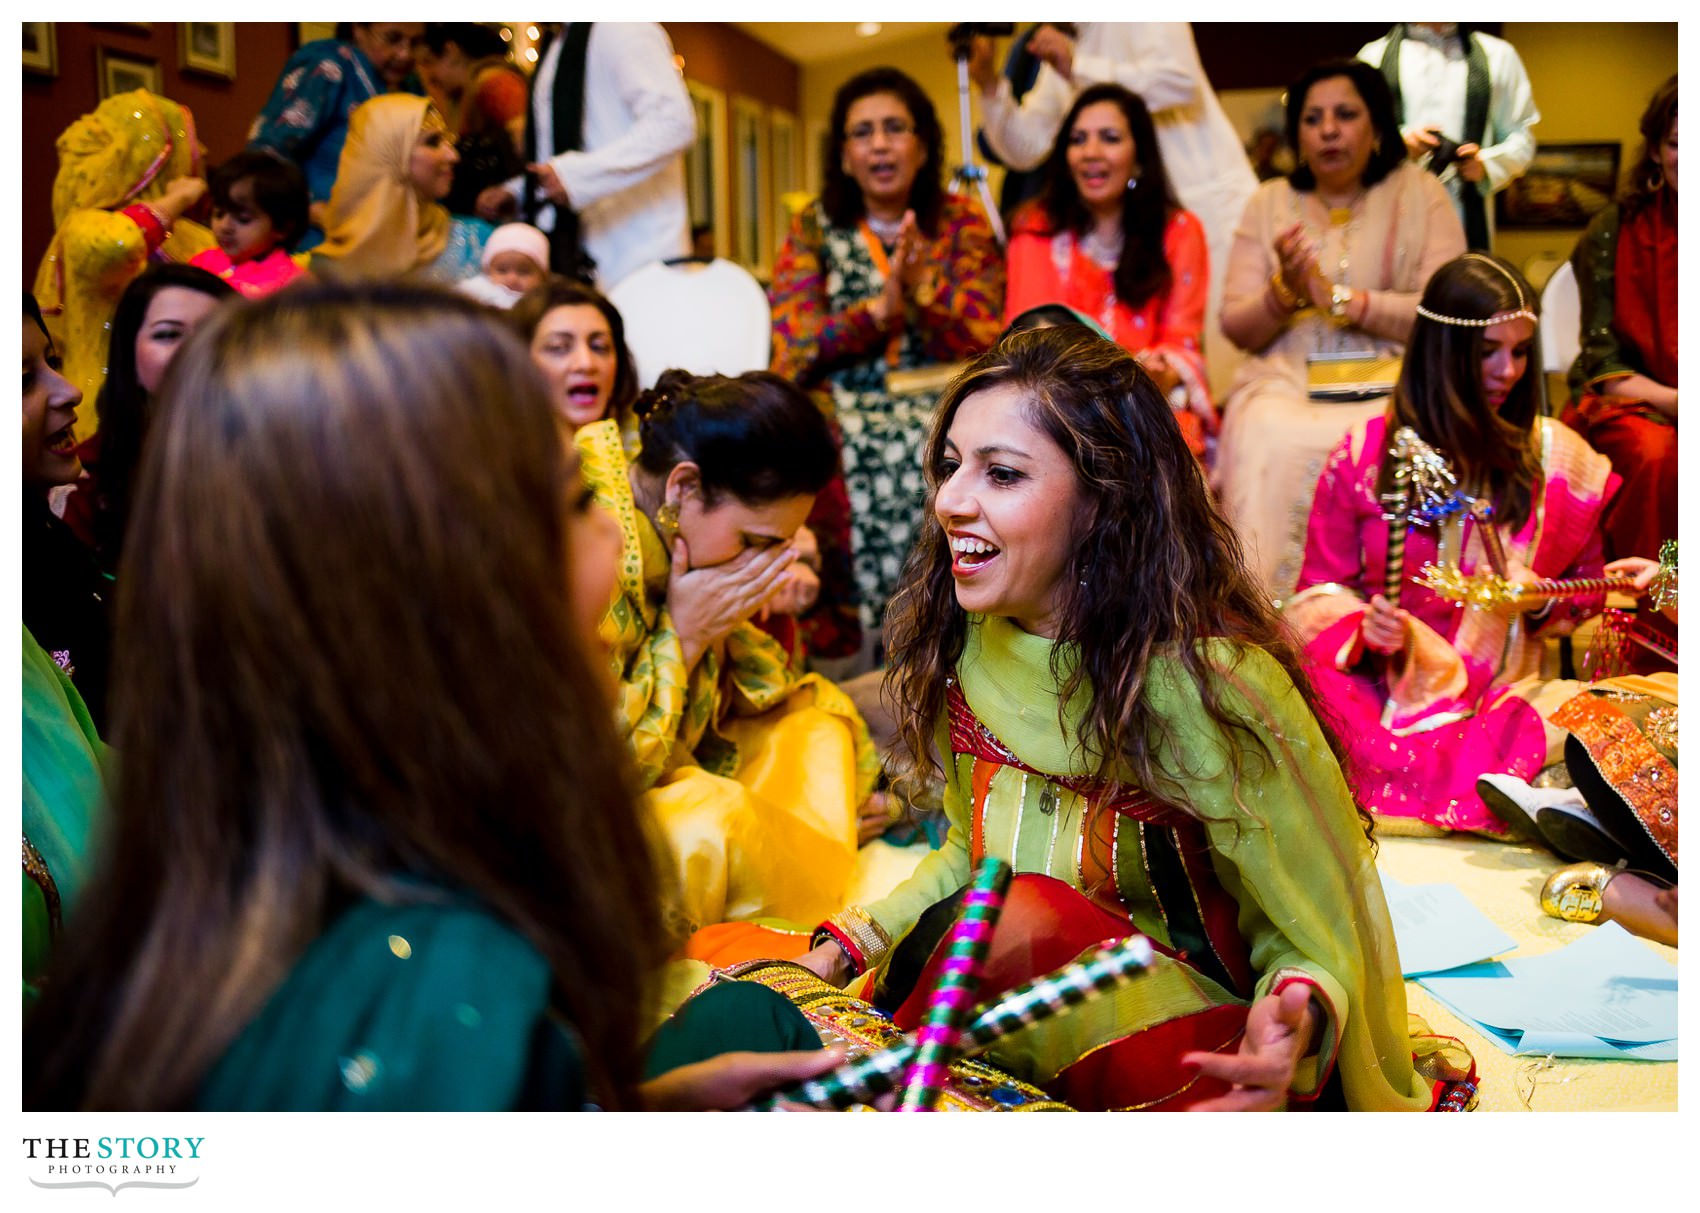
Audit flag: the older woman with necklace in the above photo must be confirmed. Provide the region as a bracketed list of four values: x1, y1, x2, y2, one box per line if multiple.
[1214, 59, 1464, 603]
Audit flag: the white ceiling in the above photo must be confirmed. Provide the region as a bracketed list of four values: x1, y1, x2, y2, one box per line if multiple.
[734, 22, 954, 66]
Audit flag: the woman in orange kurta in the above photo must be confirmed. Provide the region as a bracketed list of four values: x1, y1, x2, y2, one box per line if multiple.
[1004, 83, 1214, 459]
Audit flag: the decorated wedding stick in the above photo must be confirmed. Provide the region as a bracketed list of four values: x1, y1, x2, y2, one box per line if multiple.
[1415, 565, 1637, 610]
[897, 857, 1012, 1112]
[749, 935, 1157, 1111]
[1380, 427, 1464, 609]
[1649, 538, 1678, 612]
[1465, 498, 1510, 577]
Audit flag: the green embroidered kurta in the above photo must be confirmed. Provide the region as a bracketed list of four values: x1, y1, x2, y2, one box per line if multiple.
[862, 615, 1436, 1110]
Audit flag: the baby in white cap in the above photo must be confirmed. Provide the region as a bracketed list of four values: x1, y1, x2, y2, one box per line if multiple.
[457, 222, 550, 309]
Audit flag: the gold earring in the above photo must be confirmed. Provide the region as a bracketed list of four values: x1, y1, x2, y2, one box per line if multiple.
[656, 501, 681, 543]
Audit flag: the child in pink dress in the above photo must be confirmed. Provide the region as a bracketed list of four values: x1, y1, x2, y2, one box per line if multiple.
[190, 151, 311, 299]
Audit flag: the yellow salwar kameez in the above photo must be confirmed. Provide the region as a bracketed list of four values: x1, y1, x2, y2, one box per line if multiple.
[576, 420, 880, 934]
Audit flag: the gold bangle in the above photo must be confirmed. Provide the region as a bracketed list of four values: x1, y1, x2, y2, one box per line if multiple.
[824, 906, 893, 971]
[1269, 270, 1303, 312]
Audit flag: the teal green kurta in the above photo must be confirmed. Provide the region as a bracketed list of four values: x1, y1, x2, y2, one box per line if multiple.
[859, 615, 1437, 1110]
[23, 623, 107, 1005]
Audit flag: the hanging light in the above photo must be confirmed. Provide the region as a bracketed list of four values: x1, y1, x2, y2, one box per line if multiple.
[856, 23, 881, 37]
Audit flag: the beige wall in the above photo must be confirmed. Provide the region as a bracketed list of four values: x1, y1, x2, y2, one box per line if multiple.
[1496, 22, 1677, 281]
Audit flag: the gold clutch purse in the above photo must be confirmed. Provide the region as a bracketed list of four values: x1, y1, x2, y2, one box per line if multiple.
[1307, 350, 1402, 401]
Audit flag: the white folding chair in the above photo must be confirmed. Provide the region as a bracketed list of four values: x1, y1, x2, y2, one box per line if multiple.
[606, 258, 773, 389]
[1540, 259, 1581, 375]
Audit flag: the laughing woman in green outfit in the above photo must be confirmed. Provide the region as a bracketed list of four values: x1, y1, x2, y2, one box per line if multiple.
[24, 284, 838, 1111]
[798, 326, 1476, 1111]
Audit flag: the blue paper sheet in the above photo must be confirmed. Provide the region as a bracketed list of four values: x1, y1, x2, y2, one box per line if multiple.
[1380, 875, 1518, 976]
[1418, 921, 1677, 1059]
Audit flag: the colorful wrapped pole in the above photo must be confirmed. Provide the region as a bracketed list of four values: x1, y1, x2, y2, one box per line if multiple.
[1415, 564, 1637, 609]
[749, 935, 1157, 1111]
[897, 857, 1012, 1112]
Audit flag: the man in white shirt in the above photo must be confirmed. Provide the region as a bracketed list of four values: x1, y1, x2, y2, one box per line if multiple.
[970, 23, 1256, 389]
[1358, 23, 1540, 250]
[477, 22, 693, 291]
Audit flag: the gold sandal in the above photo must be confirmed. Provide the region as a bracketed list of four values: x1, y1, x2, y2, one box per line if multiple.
[1539, 861, 1626, 924]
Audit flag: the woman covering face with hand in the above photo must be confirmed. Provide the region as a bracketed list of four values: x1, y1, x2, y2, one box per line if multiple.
[795, 326, 1475, 1112]
[575, 373, 884, 939]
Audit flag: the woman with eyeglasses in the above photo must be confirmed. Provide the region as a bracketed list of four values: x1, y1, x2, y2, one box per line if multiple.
[770, 67, 1004, 648]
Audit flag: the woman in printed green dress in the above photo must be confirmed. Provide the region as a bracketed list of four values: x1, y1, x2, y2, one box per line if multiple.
[770, 66, 1005, 640]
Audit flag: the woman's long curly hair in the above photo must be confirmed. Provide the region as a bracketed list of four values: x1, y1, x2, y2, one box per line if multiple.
[1032, 82, 1178, 311]
[1619, 74, 1677, 218]
[1377, 252, 1543, 531]
[883, 326, 1363, 834]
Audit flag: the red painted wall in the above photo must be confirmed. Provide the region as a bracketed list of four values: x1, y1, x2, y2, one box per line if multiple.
[23, 23, 298, 275]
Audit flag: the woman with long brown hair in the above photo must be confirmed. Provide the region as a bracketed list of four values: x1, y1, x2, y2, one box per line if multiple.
[1286, 253, 1615, 836]
[794, 325, 1471, 1111]
[24, 283, 838, 1110]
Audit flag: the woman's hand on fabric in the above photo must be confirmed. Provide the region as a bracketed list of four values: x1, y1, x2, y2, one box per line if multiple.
[307, 200, 330, 231]
[1183, 984, 1319, 1112]
[638, 1045, 850, 1111]
[1361, 594, 1409, 655]
[797, 941, 854, 988]
[668, 537, 798, 670]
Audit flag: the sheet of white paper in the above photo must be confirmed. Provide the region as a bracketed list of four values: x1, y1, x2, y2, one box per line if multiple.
[1379, 875, 1518, 975]
[1418, 921, 1677, 1058]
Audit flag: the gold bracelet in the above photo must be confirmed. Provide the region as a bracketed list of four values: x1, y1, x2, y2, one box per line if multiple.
[1269, 270, 1304, 312]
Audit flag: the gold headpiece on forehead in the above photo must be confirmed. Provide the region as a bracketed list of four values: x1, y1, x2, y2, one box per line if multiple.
[1415, 252, 1537, 328]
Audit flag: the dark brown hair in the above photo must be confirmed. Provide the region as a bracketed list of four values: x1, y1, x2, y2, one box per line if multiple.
[1285, 58, 1406, 193]
[821, 66, 944, 235]
[25, 282, 669, 1109]
[633, 368, 839, 507]
[1620, 74, 1677, 217]
[883, 326, 1363, 835]
[510, 274, 640, 432]
[1031, 82, 1178, 311]
[1377, 252, 1543, 531]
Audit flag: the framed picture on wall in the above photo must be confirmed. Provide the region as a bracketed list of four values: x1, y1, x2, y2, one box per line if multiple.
[770, 110, 802, 254]
[23, 22, 58, 76]
[180, 22, 236, 80]
[731, 98, 772, 278]
[1496, 142, 1621, 230]
[684, 80, 729, 260]
[98, 48, 162, 99]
